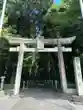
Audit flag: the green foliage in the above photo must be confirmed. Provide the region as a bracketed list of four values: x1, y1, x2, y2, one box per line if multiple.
[0, 37, 10, 76]
[23, 52, 39, 75]
[43, 0, 83, 55]
[0, 37, 10, 62]
[0, 37, 10, 53]
[44, 0, 80, 26]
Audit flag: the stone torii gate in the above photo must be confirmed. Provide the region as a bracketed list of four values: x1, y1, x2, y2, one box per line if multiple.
[8, 36, 83, 96]
[0, 0, 83, 96]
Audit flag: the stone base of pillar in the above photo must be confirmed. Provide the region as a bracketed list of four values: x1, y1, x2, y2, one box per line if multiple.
[0, 90, 5, 97]
[78, 84, 83, 96]
[66, 89, 77, 95]
[10, 94, 20, 98]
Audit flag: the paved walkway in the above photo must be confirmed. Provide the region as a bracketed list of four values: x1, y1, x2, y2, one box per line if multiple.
[0, 97, 20, 110]
[0, 88, 83, 110]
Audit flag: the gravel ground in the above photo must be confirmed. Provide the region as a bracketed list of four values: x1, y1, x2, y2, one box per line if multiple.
[0, 88, 83, 110]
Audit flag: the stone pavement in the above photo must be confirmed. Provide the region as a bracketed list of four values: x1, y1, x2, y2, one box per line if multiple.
[0, 88, 83, 110]
[0, 97, 20, 110]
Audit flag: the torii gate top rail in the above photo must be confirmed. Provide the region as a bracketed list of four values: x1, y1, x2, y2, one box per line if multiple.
[9, 36, 76, 52]
[9, 36, 76, 45]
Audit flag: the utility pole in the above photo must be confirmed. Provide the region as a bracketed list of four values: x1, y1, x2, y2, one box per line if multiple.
[0, 0, 7, 36]
[79, 0, 83, 18]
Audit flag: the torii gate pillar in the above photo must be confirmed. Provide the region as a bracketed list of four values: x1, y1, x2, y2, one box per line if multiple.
[57, 39, 67, 93]
[14, 43, 24, 95]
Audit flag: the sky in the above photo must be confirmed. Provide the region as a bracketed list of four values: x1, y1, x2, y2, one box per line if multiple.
[53, 0, 62, 5]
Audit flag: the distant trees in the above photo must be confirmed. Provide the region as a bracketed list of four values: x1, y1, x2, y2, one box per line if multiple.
[0, 37, 10, 77]
[0, 0, 83, 82]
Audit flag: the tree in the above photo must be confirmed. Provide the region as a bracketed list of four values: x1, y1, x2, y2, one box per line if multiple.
[0, 37, 10, 77]
[42, 0, 83, 83]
